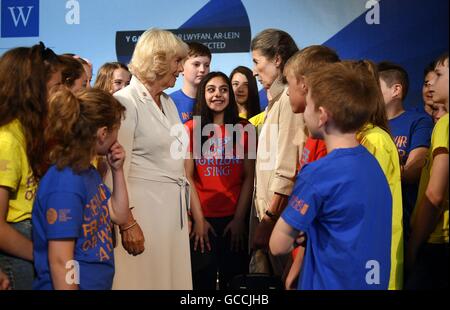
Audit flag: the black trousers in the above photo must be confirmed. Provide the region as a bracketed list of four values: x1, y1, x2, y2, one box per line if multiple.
[405, 242, 449, 289]
[190, 216, 250, 290]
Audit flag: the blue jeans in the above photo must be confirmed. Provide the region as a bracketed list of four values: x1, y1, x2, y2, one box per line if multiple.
[0, 220, 34, 290]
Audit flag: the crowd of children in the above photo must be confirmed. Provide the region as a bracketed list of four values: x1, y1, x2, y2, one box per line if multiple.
[0, 27, 448, 290]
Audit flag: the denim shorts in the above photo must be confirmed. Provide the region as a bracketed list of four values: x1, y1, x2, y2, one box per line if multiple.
[0, 220, 34, 290]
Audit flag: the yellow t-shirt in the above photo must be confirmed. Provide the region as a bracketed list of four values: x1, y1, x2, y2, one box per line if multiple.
[0, 119, 37, 223]
[415, 113, 449, 244]
[358, 124, 403, 290]
[239, 112, 247, 119]
[249, 111, 265, 127]
[249, 111, 266, 136]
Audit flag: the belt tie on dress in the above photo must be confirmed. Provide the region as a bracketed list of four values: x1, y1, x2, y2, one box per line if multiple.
[128, 167, 190, 230]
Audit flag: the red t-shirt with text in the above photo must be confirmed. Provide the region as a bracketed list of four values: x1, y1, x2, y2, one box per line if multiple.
[185, 119, 253, 217]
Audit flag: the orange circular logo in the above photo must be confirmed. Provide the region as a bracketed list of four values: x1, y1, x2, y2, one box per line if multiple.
[46, 208, 58, 225]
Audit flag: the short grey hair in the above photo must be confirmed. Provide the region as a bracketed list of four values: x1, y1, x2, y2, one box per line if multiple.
[251, 28, 299, 74]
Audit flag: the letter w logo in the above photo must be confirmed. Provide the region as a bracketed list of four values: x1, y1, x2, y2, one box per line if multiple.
[1, 0, 39, 38]
[8, 6, 34, 27]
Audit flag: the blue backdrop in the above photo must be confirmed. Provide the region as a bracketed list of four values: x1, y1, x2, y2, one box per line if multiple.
[1, 0, 448, 109]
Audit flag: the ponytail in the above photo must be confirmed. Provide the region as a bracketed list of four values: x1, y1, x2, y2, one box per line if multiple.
[0, 44, 48, 178]
[46, 90, 82, 145]
[46, 88, 125, 173]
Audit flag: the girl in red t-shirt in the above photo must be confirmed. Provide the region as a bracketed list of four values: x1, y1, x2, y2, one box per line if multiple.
[185, 72, 256, 289]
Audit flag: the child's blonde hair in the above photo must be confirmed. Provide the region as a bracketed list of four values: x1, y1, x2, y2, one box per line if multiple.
[94, 62, 129, 93]
[284, 45, 340, 78]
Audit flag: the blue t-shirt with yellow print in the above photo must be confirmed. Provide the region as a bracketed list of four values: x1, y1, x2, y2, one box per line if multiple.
[32, 165, 114, 290]
[389, 110, 433, 239]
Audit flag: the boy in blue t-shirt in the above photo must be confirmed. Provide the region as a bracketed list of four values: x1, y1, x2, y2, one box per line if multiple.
[270, 63, 392, 290]
[170, 42, 211, 123]
[378, 62, 433, 240]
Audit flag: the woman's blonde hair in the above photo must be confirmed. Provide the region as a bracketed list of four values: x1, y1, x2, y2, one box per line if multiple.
[128, 28, 188, 82]
[46, 88, 125, 173]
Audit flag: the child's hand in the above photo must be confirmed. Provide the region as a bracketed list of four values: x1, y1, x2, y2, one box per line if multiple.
[107, 142, 125, 172]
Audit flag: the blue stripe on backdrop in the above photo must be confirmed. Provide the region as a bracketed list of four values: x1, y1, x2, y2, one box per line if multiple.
[324, 0, 449, 110]
[180, 0, 250, 29]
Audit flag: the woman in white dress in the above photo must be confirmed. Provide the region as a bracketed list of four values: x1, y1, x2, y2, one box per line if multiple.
[108, 28, 192, 289]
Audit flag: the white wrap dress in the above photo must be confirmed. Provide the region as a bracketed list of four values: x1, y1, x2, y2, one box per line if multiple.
[109, 76, 192, 289]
